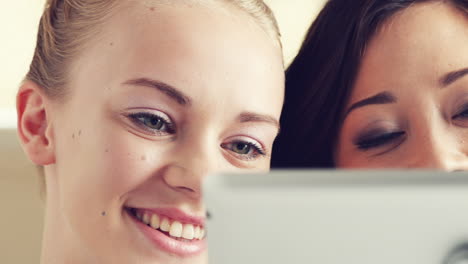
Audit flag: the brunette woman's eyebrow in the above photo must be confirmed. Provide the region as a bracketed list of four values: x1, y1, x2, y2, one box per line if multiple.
[123, 78, 192, 106]
[440, 67, 468, 87]
[345, 91, 397, 118]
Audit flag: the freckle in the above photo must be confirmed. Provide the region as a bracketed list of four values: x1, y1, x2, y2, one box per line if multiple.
[109, 42, 114, 46]
[105, 149, 109, 153]
[150, 7, 155, 11]
[72, 133, 75, 139]
[141, 155, 146, 161]
[101, 211, 106, 216]
[78, 130, 82, 136]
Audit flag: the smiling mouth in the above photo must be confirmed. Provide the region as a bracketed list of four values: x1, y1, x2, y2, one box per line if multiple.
[127, 208, 206, 242]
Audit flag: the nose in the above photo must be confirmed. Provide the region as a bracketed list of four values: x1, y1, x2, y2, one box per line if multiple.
[162, 137, 218, 200]
[406, 131, 468, 171]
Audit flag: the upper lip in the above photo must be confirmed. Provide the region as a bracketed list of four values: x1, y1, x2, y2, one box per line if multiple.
[130, 207, 206, 227]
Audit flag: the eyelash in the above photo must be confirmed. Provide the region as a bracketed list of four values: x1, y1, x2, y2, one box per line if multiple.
[126, 111, 266, 161]
[221, 140, 267, 161]
[126, 111, 175, 135]
[452, 105, 468, 120]
[355, 131, 406, 151]
[352, 102, 468, 153]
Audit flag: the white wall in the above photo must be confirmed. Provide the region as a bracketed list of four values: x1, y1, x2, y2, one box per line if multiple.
[0, 1, 45, 127]
[0, 1, 326, 262]
[265, 0, 327, 64]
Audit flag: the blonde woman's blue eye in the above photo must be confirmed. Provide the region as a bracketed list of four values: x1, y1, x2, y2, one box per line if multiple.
[127, 112, 174, 134]
[221, 141, 266, 160]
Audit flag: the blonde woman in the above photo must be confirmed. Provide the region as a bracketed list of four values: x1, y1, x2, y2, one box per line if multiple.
[16, 0, 284, 263]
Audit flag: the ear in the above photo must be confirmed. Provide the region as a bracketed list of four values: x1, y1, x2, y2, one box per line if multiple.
[16, 80, 55, 166]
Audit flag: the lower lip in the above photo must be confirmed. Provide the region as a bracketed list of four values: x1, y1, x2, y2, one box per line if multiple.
[127, 209, 207, 257]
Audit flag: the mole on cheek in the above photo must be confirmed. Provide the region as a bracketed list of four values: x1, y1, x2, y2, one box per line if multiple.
[105, 149, 109, 153]
[101, 211, 106, 216]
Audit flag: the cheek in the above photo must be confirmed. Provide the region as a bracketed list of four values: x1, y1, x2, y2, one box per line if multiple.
[334, 146, 362, 168]
[53, 124, 173, 258]
[64, 129, 167, 206]
[253, 157, 272, 171]
[54, 116, 168, 233]
[334, 127, 356, 167]
[457, 129, 468, 153]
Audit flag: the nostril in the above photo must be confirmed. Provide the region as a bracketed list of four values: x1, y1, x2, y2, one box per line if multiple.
[162, 164, 203, 198]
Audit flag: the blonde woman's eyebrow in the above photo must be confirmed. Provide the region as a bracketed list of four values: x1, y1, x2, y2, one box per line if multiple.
[123, 78, 192, 106]
[238, 112, 280, 133]
[440, 67, 468, 87]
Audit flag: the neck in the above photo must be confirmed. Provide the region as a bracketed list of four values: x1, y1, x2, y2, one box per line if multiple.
[40, 170, 98, 264]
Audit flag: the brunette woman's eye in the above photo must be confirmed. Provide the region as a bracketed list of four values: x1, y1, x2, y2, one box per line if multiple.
[221, 140, 266, 161]
[354, 131, 406, 151]
[127, 112, 175, 135]
[452, 105, 468, 127]
[454, 109, 468, 118]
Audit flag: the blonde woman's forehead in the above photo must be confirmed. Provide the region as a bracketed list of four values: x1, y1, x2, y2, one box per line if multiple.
[73, 1, 283, 93]
[125, 0, 281, 47]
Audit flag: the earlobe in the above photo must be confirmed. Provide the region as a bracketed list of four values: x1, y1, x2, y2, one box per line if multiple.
[16, 80, 56, 166]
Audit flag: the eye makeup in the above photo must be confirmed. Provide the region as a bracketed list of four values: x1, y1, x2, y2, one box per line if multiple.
[447, 92, 468, 127]
[452, 99, 468, 118]
[352, 122, 406, 155]
[221, 140, 266, 161]
[122, 108, 176, 137]
[127, 112, 175, 135]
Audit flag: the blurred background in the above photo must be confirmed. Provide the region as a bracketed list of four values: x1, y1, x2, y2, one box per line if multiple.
[0, 0, 326, 262]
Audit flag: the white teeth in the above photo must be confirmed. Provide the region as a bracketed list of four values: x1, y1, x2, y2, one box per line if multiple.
[142, 213, 150, 225]
[150, 214, 160, 229]
[135, 211, 202, 240]
[160, 218, 171, 232]
[199, 228, 205, 239]
[182, 224, 195, 240]
[169, 221, 183, 238]
[194, 226, 201, 239]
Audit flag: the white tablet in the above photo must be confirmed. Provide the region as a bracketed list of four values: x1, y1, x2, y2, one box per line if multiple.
[204, 170, 468, 264]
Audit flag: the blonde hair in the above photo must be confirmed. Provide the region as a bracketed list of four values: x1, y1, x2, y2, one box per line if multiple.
[26, 0, 281, 192]
[26, 0, 281, 99]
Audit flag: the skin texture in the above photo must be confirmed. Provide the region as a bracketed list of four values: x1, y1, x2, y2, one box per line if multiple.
[17, 2, 284, 264]
[335, 2, 468, 169]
